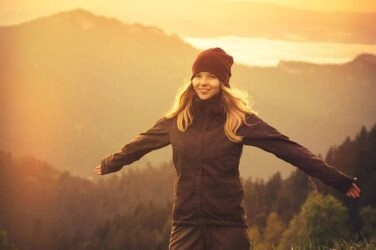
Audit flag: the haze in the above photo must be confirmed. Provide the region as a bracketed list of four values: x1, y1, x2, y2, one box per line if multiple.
[2, 0, 376, 27]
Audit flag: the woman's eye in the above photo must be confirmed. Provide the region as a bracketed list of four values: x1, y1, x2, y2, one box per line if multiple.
[209, 74, 217, 78]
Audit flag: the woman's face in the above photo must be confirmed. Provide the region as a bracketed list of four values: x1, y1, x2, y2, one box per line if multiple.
[191, 72, 221, 100]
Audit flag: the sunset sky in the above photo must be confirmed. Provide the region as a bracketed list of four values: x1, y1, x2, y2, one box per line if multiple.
[228, 0, 376, 12]
[1, 0, 376, 26]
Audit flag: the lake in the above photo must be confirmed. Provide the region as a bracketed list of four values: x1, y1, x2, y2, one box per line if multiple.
[183, 36, 376, 67]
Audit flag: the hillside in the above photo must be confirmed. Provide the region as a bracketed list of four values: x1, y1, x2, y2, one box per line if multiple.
[0, 9, 197, 176]
[1, 9, 376, 179]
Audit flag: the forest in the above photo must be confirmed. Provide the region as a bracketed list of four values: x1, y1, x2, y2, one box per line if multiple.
[0, 124, 375, 250]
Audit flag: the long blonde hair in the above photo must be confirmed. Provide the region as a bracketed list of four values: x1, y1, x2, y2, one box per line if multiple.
[165, 82, 254, 142]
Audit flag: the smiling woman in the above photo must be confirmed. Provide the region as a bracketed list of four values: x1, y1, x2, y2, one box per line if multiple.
[95, 47, 360, 250]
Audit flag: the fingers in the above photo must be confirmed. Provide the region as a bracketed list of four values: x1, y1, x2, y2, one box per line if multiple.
[94, 165, 102, 175]
[353, 183, 361, 193]
[346, 190, 357, 198]
[346, 183, 361, 198]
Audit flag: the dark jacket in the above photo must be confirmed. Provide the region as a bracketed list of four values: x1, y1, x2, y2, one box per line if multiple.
[101, 96, 355, 227]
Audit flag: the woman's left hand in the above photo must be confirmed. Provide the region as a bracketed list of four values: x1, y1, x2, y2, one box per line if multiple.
[346, 183, 361, 198]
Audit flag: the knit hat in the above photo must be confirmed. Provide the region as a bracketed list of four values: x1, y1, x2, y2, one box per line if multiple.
[191, 47, 234, 87]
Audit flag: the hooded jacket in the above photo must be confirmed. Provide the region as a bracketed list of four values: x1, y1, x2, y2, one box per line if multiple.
[100, 96, 355, 227]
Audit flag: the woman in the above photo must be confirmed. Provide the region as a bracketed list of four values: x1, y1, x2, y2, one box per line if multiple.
[95, 48, 361, 249]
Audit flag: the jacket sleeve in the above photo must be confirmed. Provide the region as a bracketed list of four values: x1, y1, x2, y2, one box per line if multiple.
[239, 113, 356, 193]
[100, 117, 171, 174]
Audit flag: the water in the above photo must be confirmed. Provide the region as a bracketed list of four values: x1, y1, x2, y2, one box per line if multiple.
[183, 36, 376, 67]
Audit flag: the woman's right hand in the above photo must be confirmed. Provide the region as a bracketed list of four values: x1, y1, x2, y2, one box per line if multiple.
[346, 183, 361, 198]
[94, 165, 103, 175]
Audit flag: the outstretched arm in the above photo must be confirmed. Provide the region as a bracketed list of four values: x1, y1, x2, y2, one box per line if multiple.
[95, 117, 171, 175]
[240, 114, 360, 197]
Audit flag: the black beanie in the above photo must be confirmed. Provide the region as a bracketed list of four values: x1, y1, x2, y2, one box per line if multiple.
[191, 47, 234, 87]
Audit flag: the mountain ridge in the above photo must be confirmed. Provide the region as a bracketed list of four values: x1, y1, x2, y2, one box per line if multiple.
[276, 53, 376, 75]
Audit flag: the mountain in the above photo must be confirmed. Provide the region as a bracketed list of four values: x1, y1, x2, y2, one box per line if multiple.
[0, 9, 197, 176]
[232, 53, 376, 178]
[1, 9, 376, 179]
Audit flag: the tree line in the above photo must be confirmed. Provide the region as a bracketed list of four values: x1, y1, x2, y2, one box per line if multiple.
[0, 124, 375, 249]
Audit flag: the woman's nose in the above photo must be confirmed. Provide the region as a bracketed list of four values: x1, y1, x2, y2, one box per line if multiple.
[198, 76, 208, 85]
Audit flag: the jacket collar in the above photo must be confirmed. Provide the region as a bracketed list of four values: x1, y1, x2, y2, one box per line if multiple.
[191, 94, 226, 116]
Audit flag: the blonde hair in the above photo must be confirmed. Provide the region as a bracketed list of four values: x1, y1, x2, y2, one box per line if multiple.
[165, 82, 254, 142]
